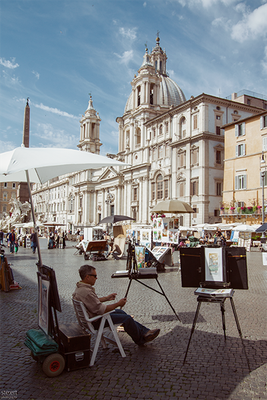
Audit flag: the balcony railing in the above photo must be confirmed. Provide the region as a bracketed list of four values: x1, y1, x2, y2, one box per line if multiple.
[220, 208, 263, 216]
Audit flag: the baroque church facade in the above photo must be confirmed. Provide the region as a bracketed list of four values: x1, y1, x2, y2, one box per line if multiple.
[32, 37, 264, 231]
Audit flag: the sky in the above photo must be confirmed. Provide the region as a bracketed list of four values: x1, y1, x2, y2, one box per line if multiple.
[1, 0, 267, 155]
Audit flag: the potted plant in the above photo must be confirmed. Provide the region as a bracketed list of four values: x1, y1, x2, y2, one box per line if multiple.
[230, 206, 235, 214]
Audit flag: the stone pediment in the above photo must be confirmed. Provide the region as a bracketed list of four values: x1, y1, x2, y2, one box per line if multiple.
[98, 167, 120, 182]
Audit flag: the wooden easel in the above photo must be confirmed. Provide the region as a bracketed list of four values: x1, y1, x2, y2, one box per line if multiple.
[183, 291, 250, 371]
[112, 241, 180, 321]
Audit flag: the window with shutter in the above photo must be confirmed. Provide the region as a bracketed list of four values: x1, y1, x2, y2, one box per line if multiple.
[235, 175, 247, 189]
[236, 143, 245, 156]
[261, 115, 267, 129]
[235, 122, 245, 137]
[157, 175, 163, 199]
[190, 179, 199, 196]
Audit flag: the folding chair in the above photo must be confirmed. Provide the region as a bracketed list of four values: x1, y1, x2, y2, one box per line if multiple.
[72, 298, 126, 366]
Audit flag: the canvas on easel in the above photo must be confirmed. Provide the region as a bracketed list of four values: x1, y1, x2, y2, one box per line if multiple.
[204, 247, 227, 287]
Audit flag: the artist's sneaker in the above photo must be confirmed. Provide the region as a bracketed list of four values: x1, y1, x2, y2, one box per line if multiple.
[143, 329, 160, 343]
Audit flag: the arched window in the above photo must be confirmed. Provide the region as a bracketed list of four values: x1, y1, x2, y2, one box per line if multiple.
[157, 174, 163, 199]
[159, 124, 163, 136]
[150, 84, 154, 105]
[137, 86, 141, 106]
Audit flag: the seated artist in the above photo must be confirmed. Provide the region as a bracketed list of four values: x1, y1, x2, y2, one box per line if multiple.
[73, 264, 160, 346]
[107, 243, 122, 260]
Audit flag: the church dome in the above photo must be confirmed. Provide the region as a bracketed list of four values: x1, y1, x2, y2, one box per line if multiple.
[159, 75, 186, 107]
[124, 77, 186, 113]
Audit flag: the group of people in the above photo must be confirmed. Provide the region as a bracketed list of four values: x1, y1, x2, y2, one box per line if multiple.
[48, 230, 66, 249]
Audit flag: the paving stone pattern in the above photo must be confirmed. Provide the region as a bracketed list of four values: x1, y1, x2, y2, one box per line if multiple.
[0, 244, 266, 400]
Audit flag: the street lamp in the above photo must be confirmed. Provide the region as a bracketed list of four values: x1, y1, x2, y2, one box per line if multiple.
[260, 153, 266, 225]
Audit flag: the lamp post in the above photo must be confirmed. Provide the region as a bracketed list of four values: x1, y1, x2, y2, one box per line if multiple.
[260, 153, 266, 225]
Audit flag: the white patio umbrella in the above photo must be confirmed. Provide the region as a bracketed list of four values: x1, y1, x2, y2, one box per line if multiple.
[232, 224, 257, 232]
[0, 146, 129, 269]
[152, 199, 194, 213]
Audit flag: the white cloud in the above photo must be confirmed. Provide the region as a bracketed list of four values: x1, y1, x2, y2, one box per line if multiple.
[32, 71, 40, 79]
[261, 45, 267, 74]
[176, 0, 236, 8]
[34, 123, 78, 148]
[0, 57, 19, 69]
[2, 70, 20, 85]
[231, 3, 267, 42]
[119, 27, 137, 40]
[143, 2, 147, 7]
[0, 139, 16, 153]
[114, 50, 134, 64]
[33, 103, 78, 119]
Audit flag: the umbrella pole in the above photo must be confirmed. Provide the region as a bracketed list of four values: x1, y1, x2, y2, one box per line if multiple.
[26, 170, 43, 271]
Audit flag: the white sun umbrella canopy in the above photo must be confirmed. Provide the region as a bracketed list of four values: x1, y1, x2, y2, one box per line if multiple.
[232, 224, 257, 232]
[0, 146, 128, 184]
[0, 146, 130, 268]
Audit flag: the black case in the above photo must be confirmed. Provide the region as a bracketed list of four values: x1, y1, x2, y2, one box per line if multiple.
[59, 322, 91, 371]
[180, 246, 248, 289]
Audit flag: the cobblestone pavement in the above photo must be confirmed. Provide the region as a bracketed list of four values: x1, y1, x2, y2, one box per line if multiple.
[0, 243, 267, 400]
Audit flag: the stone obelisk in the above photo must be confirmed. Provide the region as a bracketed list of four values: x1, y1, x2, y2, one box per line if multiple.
[18, 98, 30, 203]
[22, 97, 30, 148]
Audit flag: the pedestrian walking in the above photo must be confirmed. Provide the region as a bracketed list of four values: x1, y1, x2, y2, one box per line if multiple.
[8, 229, 16, 253]
[30, 232, 37, 254]
[0, 229, 4, 245]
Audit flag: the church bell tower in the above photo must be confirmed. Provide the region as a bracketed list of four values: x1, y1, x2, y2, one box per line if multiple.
[78, 95, 102, 154]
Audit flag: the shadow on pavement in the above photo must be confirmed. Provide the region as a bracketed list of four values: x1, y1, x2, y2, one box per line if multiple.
[1, 254, 267, 400]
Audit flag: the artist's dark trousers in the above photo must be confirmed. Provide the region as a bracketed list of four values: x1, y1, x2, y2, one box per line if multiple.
[94, 309, 149, 345]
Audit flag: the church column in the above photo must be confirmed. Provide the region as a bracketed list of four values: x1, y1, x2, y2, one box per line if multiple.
[93, 190, 97, 224]
[146, 82, 150, 105]
[140, 116, 145, 148]
[88, 121, 92, 139]
[130, 121, 134, 151]
[102, 189, 105, 218]
[172, 147, 177, 199]
[114, 185, 121, 214]
[89, 190, 95, 224]
[117, 117, 124, 152]
[142, 177, 149, 224]
[83, 190, 89, 225]
[125, 180, 131, 217]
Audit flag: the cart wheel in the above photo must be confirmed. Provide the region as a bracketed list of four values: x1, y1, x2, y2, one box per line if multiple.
[42, 353, 65, 377]
[30, 351, 39, 362]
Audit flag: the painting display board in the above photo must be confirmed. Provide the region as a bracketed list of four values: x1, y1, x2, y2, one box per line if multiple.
[84, 227, 104, 241]
[127, 218, 179, 245]
[150, 246, 173, 267]
[37, 274, 50, 335]
[152, 217, 179, 244]
[140, 229, 152, 249]
[37, 264, 62, 336]
[180, 246, 248, 289]
[135, 246, 146, 269]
